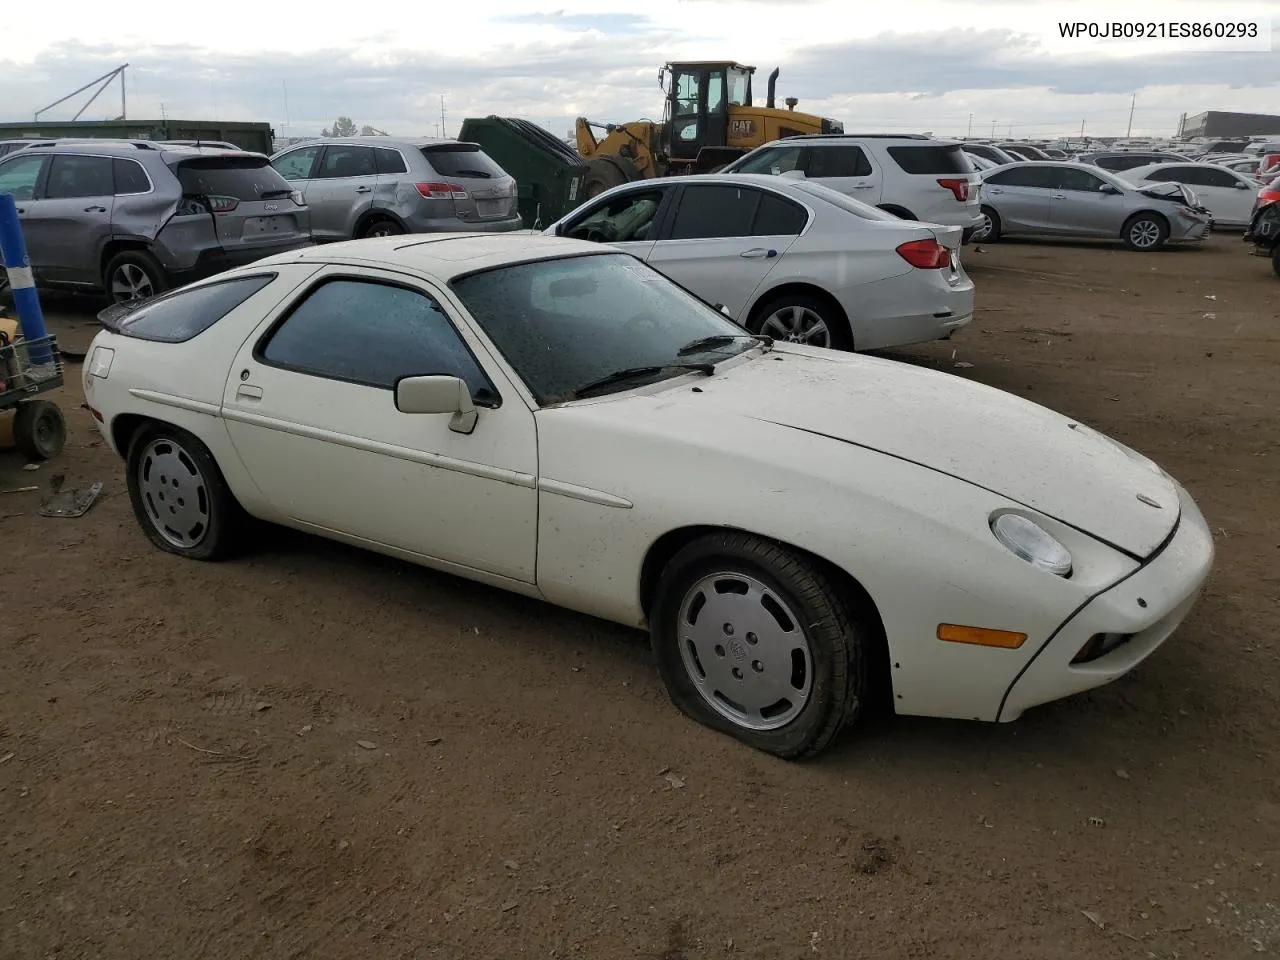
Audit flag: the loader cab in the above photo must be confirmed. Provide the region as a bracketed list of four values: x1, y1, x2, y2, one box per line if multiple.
[662, 61, 755, 165]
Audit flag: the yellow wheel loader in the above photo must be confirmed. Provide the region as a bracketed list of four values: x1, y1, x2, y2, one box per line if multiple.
[574, 61, 844, 197]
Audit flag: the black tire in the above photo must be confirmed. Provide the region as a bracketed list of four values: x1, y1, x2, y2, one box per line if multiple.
[358, 217, 405, 239]
[650, 531, 871, 760]
[1122, 212, 1169, 252]
[1272, 245, 1280, 279]
[747, 291, 852, 351]
[124, 422, 246, 561]
[13, 399, 66, 461]
[103, 249, 168, 305]
[976, 205, 1001, 242]
[584, 157, 632, 198]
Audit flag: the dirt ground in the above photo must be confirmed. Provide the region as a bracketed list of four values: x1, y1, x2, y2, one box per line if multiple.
[2, 233, 1278, 960]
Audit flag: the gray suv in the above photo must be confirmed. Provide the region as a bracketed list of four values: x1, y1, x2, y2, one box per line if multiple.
[0, 141, 312, 303]
[269, 137, 522, 240]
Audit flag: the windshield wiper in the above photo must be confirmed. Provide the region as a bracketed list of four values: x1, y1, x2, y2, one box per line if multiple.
[572, 362, 715, 399]
[676, 333, 771, 356]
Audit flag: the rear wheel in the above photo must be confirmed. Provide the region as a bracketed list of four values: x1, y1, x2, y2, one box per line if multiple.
[104, 250, 168, 305]
[747, 292, 851, 351]
[1122, 213, 1169, 252]
[125, 423, 246, 561]
[650, 532, 871, 759]
[358, 217, 405, 239]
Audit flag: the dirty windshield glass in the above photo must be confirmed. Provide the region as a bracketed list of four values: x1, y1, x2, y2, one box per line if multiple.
[450, 253, 754, 404]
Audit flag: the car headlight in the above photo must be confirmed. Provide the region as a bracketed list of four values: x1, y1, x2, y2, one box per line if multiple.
[991, 513, 1073, 577]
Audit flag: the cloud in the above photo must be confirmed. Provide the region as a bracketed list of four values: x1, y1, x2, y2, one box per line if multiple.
[500, 11, 655, 32]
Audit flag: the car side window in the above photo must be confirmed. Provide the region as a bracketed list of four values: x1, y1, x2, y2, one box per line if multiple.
[807, 146, 871, 178]
[315, 146, 377, 179]
[272, 146, 321, 181]
[1196, 167, 1239, 188]
[259, 279, 497, 404]
[44, 155, 114, 199]
[373, 148, 408, 175]
[113, 158, 151, 195]
[1142, 168, 1180, 182]
[668, 185, 760, 240]
[0, 154, 44, 200]
[751, 191, 808, 235]
[564, 190, 665, 243]
[986, 166, 1054, 189]
[1054, 167, 1105, 192]
[734, 146, 804, 175]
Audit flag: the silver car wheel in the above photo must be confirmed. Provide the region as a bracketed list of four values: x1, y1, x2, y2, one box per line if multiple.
[973, 211, 994, 241]
[111, 262, 155, 302]
[137, 437, 210, 549]
[761, 305, 831, 346]
[1129, 219, 1161, 249]
[366, 223, 396, 238]
[676, 572, 813, 731]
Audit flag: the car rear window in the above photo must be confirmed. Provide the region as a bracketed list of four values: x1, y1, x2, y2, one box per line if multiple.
[887, 145, 974, 175]
[104, 275, 276, 343]
[422, 145, 507, 179]
[172, 158, 294, 200]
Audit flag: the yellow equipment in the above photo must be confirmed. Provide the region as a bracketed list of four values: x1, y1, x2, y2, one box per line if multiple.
[574, 61, 844, 197]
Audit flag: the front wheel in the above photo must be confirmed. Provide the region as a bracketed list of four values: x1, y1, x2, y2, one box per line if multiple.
[104, 250, 168, 305]
[125, 423, 246, 561]
[1122, 213, 1169, 252]
[974, 206, 1001, 242]
[650, 532, 872, 759]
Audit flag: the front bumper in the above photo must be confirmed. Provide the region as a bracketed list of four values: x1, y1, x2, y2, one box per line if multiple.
[998, 482, 1214, 721]
[1170, 215, 1213, 244]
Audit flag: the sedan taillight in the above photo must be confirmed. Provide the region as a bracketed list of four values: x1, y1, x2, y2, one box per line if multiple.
[937, 178, 970, 202]
[416, 181, 469, 200]
[896, 238, 952, 269]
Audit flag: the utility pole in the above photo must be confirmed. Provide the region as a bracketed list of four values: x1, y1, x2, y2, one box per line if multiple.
[1080, 119, 1085, 138]
[282, 80, 290, 133]
[967, 113, 973, 137]
[990, 119, 996, 137]
[1126, 92, 1136, 137]
[440, 96, 447, 139]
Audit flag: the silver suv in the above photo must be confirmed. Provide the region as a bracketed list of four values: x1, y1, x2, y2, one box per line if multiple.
[0, 141, 312, 303]
[269, 137, 522, 240]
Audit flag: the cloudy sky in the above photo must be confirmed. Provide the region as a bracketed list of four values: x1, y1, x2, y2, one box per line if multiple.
[3, 0, 1278, 141]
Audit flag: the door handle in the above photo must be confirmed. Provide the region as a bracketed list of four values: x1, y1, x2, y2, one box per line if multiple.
[84, 205, 107, 213]
[739, 248, 777, 259]
[987, 188, 1003, 195]
[1051, 194, 1067, 199]
[852, 183, 875, 190]
[236, 384, 263, 401]
[355, 186, 372, 194]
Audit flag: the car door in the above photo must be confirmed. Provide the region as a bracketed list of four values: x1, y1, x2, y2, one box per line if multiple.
[644, 183, 801, 319]
[302, 145, 380, 241]
[270, 144, 322, 213]
[805, 143, 881, 203]
[0, 153, 48, 270]
[220, 266, 538, 582]
[554, 183, 672, 260]
[1182, 165, 1257, 225]
[20, 153, 116, 284]
[1047, 166, 1127, 237]
[982, 166, 1055, 232]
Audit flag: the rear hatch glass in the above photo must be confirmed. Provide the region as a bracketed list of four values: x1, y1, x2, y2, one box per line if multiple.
[887, 145, 975, 176]
[421, 144, 515, 221]
[171, 156, 307, 246]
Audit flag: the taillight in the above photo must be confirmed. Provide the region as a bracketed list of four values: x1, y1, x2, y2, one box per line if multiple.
[416, 182, 469, 200]
[937, 178, 970, 202]
[206, 195, 239, 213]
[290, 190, 306, 207]
[896, 238, 952, 269]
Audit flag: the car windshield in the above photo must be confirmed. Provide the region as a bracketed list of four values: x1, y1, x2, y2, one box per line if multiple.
[450, 253, 758, 404]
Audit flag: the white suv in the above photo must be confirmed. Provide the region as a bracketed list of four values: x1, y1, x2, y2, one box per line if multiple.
[722, 134, 984, 242]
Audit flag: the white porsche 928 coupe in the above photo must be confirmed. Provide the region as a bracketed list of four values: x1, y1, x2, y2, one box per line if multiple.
[83, 234, 1214, 759]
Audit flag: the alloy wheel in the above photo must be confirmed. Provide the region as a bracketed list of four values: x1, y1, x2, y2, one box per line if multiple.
[137, 437, 211, 549]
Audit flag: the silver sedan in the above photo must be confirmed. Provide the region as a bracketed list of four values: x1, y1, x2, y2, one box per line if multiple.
[974, 161, 1212, 251]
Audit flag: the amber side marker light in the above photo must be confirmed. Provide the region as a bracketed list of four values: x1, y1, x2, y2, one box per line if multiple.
[937, 624, 1028, 649]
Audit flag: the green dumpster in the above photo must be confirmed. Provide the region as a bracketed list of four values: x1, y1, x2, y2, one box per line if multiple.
[458, 117, 588, 229]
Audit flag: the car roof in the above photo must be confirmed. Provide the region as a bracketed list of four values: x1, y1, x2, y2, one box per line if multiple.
[277, 137, 469, 149]
[251, 233, 611, 281]
[11, 140, 260, 161]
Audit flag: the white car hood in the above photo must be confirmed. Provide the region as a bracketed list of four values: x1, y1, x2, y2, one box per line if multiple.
[659, 347, 1181, 559]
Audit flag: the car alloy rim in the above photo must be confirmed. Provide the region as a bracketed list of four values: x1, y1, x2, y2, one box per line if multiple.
[112, 263, 154, 302]
[977, 213, 993, 239]
[1131, 220, 1160, 248]
[137, 437, 210, 549]
[676, 572, 814, 731]
[367, 223, 395, 237]
[760, 305, 831, 346]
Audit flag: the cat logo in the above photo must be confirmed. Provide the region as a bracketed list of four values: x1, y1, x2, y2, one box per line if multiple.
[729, 119, 757, 139]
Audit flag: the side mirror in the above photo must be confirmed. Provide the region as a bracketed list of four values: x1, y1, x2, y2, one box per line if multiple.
[714, 303, 732, 317]
[394, 375, 478, 434]
[1235, 181, 1251, 189]
[778, 169, 806, 180]
[1099, 184, 1121, 194]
